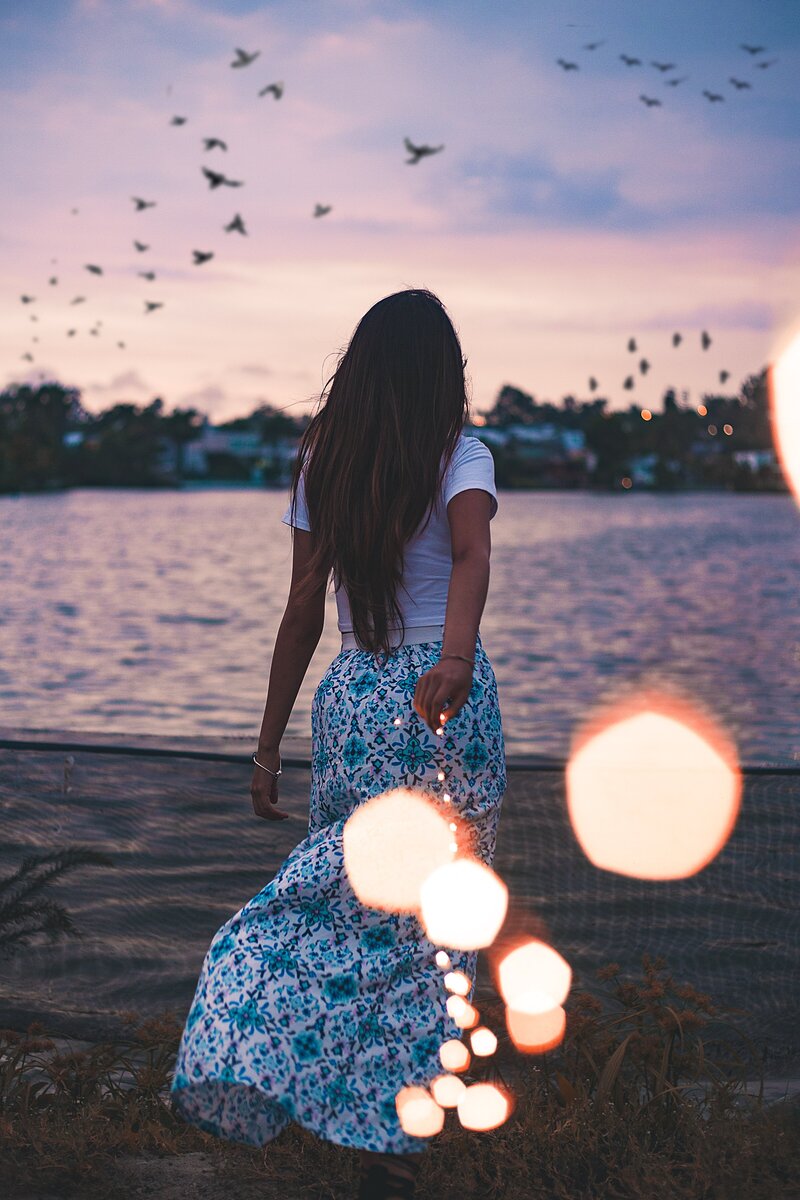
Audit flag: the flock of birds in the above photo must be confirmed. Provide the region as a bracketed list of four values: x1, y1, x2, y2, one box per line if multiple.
[555, 40, 778, 108]
[16, 46, 445, 367]
[586, 329, 731, 399]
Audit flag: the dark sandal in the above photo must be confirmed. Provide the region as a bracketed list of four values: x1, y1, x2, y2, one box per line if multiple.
[357, 1156, 422, 1200]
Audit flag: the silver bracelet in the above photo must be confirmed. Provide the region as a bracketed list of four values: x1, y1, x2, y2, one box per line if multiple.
[439, 653, 475, 667]
[252, 752, 282, 777]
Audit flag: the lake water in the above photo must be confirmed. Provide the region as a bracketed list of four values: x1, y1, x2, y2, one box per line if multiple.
[1, 487, 799, 764]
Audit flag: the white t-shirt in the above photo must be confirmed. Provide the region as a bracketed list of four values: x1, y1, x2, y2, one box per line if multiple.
[281, 432, 498, 633]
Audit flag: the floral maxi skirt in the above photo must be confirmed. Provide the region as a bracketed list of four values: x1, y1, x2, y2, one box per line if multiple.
[170, 632, 507, 1153]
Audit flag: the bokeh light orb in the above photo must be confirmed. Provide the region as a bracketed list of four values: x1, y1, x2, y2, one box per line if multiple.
[497, 939, 572, 1011]
[439, 1039, 470, 1072]
[769, 332, 800, 503]
[430, 1073, 467, 1108]
[444, 970, 471, 996]
[343, 787, 453, 911]
[566, 694, 741, 880]
[470, 1026, 498, 1056]
[395, 1085, 444, 1137]
[457, 1082, 513, 1131]
[453, 1002, 479, 1030]
[506, 1005, 567, 1053]
[419, 858, 508, 949]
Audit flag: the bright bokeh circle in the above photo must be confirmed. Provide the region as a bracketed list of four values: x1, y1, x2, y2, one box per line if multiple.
[419, 857, 508, 949]
[457, 1081, 513, 1131]
[497, 939, 572, 1011]
[769, 330, 800, 503]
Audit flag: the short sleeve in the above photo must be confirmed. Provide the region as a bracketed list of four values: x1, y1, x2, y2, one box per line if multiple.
[443, 436, 498, 519]
[281, 467, 311, 531]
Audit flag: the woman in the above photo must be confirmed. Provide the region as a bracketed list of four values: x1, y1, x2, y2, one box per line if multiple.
[170, 288, 507, 1200]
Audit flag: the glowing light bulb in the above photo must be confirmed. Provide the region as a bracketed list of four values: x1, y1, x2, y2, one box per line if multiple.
[435, 950, 451, 969]
[393, 717, 403, 727]
[440, 1039, 470, 1072]
[470, 1026, 498, 1056]
[444, 970, 471, 996]
[446, 994, 467, 1020]
[453, 1002, 479, 1029]
[457, 1082, 512, 1131]
[437, 770, 445, 781]
[431, 1073, 466, 1108]
[396, 1086, 444, 1136]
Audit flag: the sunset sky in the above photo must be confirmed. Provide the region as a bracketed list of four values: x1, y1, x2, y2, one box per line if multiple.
[2, 0, 798, 421]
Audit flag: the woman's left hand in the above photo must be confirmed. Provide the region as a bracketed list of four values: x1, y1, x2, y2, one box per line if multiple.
[413, 659, 473, 733]
[251, 747, 289, 821]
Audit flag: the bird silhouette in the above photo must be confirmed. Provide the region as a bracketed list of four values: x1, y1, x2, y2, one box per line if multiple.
[85, 264, 103, 275]
[32, 336, 39, 343]
[69, 296, 86, 305]
[132, 196, 156, 210]
[313, 204, 332, 218]
[404, 137, 444, 164]
[192, 250, 214, 265]
[224, 213, 248, 235]
[138, 271, 156, 281]
[21, 352, 33, 362]
[627, 337, 637, 352]
[30, 315, 38, 322]
[719, 369, 730, 383]
[701, 330, 712, 350]
[231, 47, 260, 68]
[258, 81, 284, 98]
[756, 59, 778, 68]
[20, 295, 35, 303]
[71, 207, 78, 214]
[202, 166, 243, 189]
[117, 341, 126, 348]
[144, 301, 164, 313]
[620, 55, 642, 66]
[49, 276, 57, 285]
[170, 115, 188, 125]
[203, 137, 228, 151]
[702, 90, 724, 102]
[556, 58, 579, 70]
[639, 358, 650, 374]
[666, 76, 688, 86]
[623, 376, 635, 389]
[729, 77, 752, 89]
[89, 329, 99, 337]
[583, 40, 605, 50]
[588, 376, 598, 391]
[651, 61, 676, 71]
[740, 44, 766, 55]
[639, 95, 662, 107]
[134, 240, 149, 252]
[67, 329, 76, 337]
[672, 332, 683, 347]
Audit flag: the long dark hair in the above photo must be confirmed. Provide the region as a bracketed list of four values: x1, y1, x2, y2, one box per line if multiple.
[287, 288, 470, 656]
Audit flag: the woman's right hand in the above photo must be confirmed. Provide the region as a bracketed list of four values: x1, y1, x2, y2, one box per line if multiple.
[251, 748, 290, 821]
[413, 657, 474, 733]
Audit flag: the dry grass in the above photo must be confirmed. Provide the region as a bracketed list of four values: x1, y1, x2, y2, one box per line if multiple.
[1, 957, 798, 1200]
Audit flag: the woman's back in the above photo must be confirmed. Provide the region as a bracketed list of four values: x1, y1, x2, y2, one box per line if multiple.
[282, 431, 498, 634]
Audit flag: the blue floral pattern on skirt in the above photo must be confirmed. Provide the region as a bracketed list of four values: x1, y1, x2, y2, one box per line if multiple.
[170, 633, 506, 1153]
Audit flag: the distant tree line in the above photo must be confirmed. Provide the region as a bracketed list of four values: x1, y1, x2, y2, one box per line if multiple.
[0, 367, 786, 494]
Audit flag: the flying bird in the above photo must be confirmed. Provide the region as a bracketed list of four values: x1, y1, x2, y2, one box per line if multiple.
[740, 44, 766, 55]
[192, 250, 214, 265]
[756, 58, 778, 68]
[49, 276, 58, 285]
[71, 207, 79, 214]
[224, 213, 248, 234]
[651, 61, 676, 71]
[701, 330, 712, 350]
[144, 301, 164, 313]
[117, 341, 126, 349]
[231, 47, 260, 68]
[313, 203, 332, 218]
[134, 240, 149, 252]
[132, 196, 157, 210]
[85, 264, 103, 275]
[639, 358, 650, 374]
[627, 337, 637, 352]
[203, 137, 228, 151]
[138, 271, 156, 280]
[556, 58, 579, 70]
[21, 353, 34, 362]
[620, 55, 642, 66]
[67, 329, 76, 337]
[666, 76, 688, 86]
[89, 329, 99, 337]
[404, 137, 444, 164]
[623, 376, 635, 389]
[20, 295, 36, 303]
[30, 315, 38, 322]
[202, 166, 243, 189]
[588, 376, 598, 391]
[639, 95, 662, 107]
[258, 81, 284, 98]
[672, 332, 682, 347]
[729, 77, 752, 89]
[69, 296, 86, 305]
[583, 40, 605, 50]
[719, 370, 730, 383]
[702, 90, 724, 102]
[170, 115, 188, 125]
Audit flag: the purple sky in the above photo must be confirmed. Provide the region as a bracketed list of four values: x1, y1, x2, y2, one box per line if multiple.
[2, 0, 798, 420]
